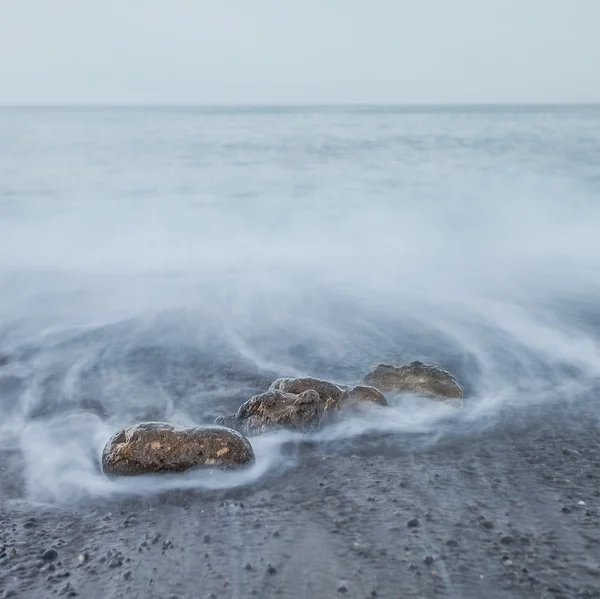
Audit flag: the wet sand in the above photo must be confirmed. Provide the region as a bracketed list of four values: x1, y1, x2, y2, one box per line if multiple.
[1, 402, 599, 599]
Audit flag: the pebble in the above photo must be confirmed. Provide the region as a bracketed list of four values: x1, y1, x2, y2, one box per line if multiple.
[500, 535, 514, 545]
[578, 501, 586, 507]
[245, 563, 252, 571]
[407, 518, 420, 529]
[338, 584, 348, 593]
[586, 566, 600, 577]
[42, 549, 58, 562]
[267, 564, 277, 575]
[109, 559, 122, 568]
[424, 556, 434, 566]
[203, 534, 212, 544]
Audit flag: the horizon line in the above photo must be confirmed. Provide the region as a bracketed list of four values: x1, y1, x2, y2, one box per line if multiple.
[1, 101, 599, 109]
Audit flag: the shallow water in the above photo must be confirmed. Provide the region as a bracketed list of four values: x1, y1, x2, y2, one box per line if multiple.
[1, 105, 599, 502]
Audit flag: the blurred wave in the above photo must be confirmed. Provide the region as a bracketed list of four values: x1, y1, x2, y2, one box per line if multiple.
[1, 106, 599, 502]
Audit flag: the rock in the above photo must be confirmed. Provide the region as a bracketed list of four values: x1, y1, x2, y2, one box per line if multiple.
[270, 377, 387, 414]
[362, 361, 463, 404]
[216, 377, 387, 435]
[0, 354, 9, 368]
[213, 414, 240, 431]
[42, 549, 58, 562]
[266, 564, 277, 575]
[101, 422, 255, 476]
[407, 518, 420, 528]
[233, 389, 325, 435]
[340, 385, 387, 412]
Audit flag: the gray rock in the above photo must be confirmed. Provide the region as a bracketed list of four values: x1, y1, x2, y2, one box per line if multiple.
[101, 422, 255, 476]
[362, 361, 463, 405]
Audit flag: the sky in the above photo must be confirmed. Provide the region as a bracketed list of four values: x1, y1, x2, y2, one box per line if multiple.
[0, 0, 599, 105]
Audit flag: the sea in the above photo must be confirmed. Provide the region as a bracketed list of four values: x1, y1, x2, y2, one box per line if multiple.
[1, 105, 599, 501]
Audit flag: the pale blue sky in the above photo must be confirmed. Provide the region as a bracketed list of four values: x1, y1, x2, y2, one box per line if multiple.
[0, 0, 598, 104]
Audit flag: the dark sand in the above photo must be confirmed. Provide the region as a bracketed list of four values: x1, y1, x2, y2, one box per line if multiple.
[1, 402, 599, 599]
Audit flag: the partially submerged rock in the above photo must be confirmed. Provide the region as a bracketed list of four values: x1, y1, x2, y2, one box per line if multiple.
[233, 389, 324, 435]
[340, 385, 387, 412]
[269, 377, 344, 411]
[362, 361, 463, 404]
[270, 377, 387, 413]
[102, 422, 254, 476]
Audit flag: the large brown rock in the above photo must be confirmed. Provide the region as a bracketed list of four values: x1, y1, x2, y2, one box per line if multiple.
[101, 422, 255, 476]
[232, 389, 324, 435]
[362, 361, 463, 405]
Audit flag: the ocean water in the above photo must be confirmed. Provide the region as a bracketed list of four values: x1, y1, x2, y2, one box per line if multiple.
[1, 105, 600, 501]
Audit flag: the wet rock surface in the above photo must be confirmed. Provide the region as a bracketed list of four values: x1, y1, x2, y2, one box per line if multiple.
[218, 378, 389, 434]
[234, 389, 325, 435]
[362, 361, 464, 403]
[271, 377, 388, 414]
[101, 422, 254, 476]
[269, 377, 345, 411]
[339, 385, 388, 412]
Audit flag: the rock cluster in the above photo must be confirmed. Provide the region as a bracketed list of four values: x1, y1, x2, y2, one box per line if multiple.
[216, 377, 388, 436]
[102, 362, 462, 476]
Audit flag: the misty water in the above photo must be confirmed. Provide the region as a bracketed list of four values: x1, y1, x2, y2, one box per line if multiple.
[1, 105, 599, 502]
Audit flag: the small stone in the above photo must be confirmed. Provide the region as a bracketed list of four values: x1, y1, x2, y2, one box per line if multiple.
[578, 501, 586, 507]
[407, 518, 420, 529]
[562, 506, 572, 513]
[504, 560, 513, 567]
[109, 559, 122, 568]
[77, 552, 89, 564]
[424, 556, 434, 565]
[338, 584, 348, 593]
[480, 520, 494, 530]
[124, 571, 132, 580]
[244, 563, 252, 571]
[446, 539, 459, 548]
[500, 535, 514, 545]
[586, 566, 600, 577]
[203, 534, 211, 544]
[42, 549, 58, 562]
[267, 564, 277, 575]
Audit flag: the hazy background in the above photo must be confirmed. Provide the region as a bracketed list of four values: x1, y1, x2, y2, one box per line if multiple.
[1, 0, 599, 105]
